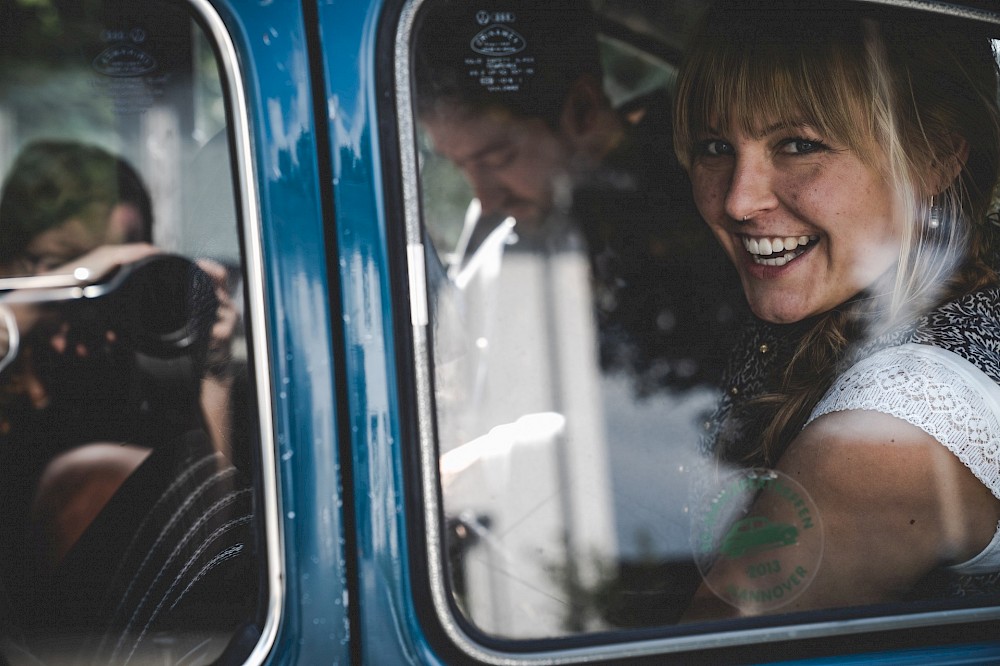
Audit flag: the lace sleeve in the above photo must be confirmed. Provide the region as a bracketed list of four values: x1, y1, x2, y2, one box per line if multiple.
[807, 343, 1000, 501]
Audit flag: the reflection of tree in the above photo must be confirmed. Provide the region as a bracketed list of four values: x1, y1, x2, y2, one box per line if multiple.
[0, 0, 206, 172]
[545, 545, 701, 631]
[418, 146, 471, 253]
[575, 92, 746, 397]
[446, 515, 478, 620]
[544, 536, 599, 634]
[1, 0, 104, 61]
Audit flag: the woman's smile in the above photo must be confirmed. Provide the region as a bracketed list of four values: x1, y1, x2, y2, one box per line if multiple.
[740, 234, 820, 267]
[690, 120, 901, 324]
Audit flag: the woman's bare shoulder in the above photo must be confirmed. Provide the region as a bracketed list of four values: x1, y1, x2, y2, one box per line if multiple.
[783, 410, 1000, 568]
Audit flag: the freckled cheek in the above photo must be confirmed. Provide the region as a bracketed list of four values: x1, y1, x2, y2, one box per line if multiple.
[774, 171, 816, 205]
[691, 174, 727, 222]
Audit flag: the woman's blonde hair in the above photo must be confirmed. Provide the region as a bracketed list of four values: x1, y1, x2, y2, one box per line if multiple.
[674, 0, 1000, 465]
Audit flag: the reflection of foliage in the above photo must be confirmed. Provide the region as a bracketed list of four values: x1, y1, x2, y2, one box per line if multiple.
[418, 144, 472, 254]
[578, 91, 745, 396]
[1, 0, 104, 61]
[545, 545, 700, 631]
[0, 0, 221, 165]
[0, 66, 119, 148]
[592, 0, 709, 53]
[543, 545, 611, 634]
[598, 36, 675, 107]
[444, 514, 484, 620]
[193, 27, 226, 142]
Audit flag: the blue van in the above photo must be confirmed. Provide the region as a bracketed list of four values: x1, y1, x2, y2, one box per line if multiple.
[1, 0, 1000, 663]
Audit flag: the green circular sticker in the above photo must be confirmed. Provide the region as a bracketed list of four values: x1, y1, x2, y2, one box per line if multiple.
[691, 468, 823, 612]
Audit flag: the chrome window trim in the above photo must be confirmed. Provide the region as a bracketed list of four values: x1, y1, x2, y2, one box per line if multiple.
[396, 0, 1000, 662]
[854, 0, 1000, 22]
[183, 1, 284, 663]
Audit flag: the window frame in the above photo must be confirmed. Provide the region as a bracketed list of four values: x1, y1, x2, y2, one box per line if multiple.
[0, 0, 283, 660]
[111, 1, 286, 662]
[184, 2, 285, 662]
[391, 0, 1000, 662]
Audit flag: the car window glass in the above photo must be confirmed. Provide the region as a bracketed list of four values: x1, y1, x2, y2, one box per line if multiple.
[407, 0, 1000, 648]
[0, 1, 264, 662]
[411, 0, 740, 640]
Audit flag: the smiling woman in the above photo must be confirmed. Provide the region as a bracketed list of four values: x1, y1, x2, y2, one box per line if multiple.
[673, 0, 1000, 617]
[688, 123, 899, 325]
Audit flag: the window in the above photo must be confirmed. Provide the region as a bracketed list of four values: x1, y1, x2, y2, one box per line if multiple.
[0, 1, 266, 662]
[400, 0, 1000, 657]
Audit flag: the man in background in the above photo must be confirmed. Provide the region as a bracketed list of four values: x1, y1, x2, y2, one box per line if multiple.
[413, 0, 741, 634]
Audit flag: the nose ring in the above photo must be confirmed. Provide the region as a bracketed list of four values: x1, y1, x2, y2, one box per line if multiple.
[741, 215, 747, 223]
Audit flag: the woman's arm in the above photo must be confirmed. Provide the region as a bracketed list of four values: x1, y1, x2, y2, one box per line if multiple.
[686, 409, 1000, 620]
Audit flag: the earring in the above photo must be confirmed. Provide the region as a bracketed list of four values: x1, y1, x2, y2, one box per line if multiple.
[928, 195, 942, 230]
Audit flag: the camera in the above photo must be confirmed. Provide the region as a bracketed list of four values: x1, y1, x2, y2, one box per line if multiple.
[20, 254, 219, 449]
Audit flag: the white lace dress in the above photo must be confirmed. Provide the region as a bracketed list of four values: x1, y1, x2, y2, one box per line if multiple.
[706, 287, 1000, 591]
[807, 342, 1000, 575]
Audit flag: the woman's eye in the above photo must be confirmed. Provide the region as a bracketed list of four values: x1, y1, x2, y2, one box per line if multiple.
[698, 139, 734, 157]
[780, 138, 826, 154]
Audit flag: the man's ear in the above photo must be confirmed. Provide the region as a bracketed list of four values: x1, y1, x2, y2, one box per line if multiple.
[558, 74, 622, 164]
[558, 74, 607, 142]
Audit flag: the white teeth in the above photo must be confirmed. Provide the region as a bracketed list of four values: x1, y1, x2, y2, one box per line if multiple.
[759, 255, 788, 267]
[741, 234, 819, 266]
[741, 234, 819, 256]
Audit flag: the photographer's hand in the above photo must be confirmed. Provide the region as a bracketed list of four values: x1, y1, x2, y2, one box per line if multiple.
[196, 258, 238, 461]
[196, 259, 238, 371]
[47, 243, 160, 285]
[43, 244, 160, 357]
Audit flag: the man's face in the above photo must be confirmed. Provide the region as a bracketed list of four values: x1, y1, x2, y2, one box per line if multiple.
[422, 104, 574, 233]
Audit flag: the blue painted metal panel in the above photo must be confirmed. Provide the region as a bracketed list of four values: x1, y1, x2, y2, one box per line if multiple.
[203, 0, 1000, 663]
[309, 0, 442, 663]
[207, 1, 351, 663]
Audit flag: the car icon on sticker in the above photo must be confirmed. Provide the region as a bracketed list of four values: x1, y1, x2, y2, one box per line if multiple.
[720, 516, 799, 558]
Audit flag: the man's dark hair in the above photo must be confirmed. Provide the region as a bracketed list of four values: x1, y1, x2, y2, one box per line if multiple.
[413, 0, 602, 127]
[0, 140, 152, 264]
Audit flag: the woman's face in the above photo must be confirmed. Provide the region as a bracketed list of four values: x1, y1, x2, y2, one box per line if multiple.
[690, 118, 901, 324]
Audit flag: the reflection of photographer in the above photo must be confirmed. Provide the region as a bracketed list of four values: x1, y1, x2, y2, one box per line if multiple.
[0, 141, 254, 653]
[12, 254, 221, 447]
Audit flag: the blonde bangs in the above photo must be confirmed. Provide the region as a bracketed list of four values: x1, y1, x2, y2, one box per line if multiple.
[675, 39, 878, 169]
